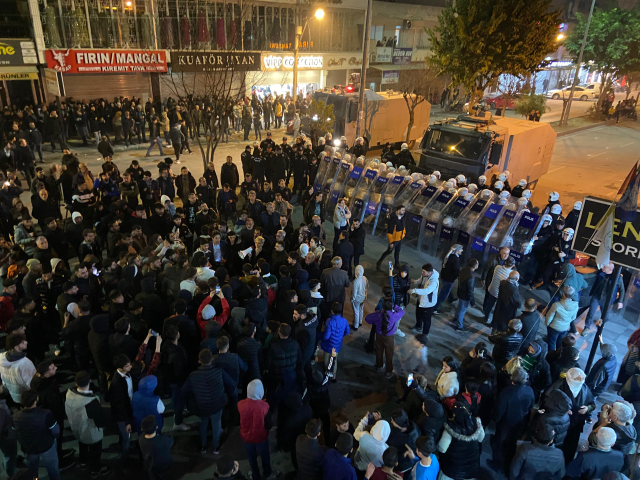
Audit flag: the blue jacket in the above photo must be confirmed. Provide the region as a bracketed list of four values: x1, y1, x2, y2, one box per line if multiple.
[323, 448, 357, 480]
[131, 375, 163, 433]
[320, 314, 350, 353]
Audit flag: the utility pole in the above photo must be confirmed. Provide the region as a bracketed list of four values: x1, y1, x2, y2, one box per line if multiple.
[561, 0, 596, 125]
[293, 25, 302, 106]
[355, 0, 373, 138]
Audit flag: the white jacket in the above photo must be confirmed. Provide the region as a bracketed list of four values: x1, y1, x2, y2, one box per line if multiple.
[435, 369, 459, 399]
[0, 352, 35, 403]
[413, 270, 440, 308]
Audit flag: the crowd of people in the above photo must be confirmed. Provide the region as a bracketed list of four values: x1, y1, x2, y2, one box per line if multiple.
[0, 97, 636, 480]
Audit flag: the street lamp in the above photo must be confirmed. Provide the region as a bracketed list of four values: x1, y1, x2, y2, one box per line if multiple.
[293, 8, 324, 105]
[556, 33, 565, 41]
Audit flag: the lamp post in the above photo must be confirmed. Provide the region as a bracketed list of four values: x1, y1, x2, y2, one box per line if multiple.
[561, 0, 596, 126]
[293, 8, 324, 106]
[355, 0, 373, 138]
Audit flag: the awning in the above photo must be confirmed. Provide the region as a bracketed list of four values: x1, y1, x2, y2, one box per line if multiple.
[0, 66, 38, 81]
[370, 64, 427, 72]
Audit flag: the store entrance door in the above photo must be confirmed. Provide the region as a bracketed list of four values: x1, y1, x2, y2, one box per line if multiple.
[2, 80, 35, 108]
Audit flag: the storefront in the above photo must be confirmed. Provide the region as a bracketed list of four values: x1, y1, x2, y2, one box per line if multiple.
[44, 48, 168, 103]
[0, 39, 40, 107]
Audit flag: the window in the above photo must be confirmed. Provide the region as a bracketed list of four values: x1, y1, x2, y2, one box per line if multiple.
[370, 25, 383, 40]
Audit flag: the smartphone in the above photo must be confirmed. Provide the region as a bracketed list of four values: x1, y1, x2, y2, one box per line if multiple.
[389, 261, 393, 269]
[407, 373, 414, 386]
[215, 286, 221, 293]
[150, 330, 158, 336]
[367, 412, 376, 424]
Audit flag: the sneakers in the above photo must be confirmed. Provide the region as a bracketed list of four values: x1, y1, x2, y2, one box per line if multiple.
[385, 372, 394, 379]
[395, 329, 405, 337]
[454, 325, 467, 332]
[78, 463, 89, 471]
[212, 447, 221, 455]
[173, 423, 191, 431]
[91, 466, 111, 478]
[376, 366, 385, 373]
[411, 327, 422, 334]
[200, 445, 207, 454]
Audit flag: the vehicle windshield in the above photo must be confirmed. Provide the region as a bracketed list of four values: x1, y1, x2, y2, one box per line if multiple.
[426, 129, 489, 159]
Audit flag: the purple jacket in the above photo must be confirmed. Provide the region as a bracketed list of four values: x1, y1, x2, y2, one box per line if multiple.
[365, 306, 404, 336]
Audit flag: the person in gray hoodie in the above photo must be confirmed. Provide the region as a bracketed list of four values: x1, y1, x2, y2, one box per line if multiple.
[353, 412, 391, 471]
[545, 285, 578, 352]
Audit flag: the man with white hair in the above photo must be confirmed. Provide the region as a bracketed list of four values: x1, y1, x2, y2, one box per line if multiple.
[566, 427, 623, 479]
[589, 400, 637, 465]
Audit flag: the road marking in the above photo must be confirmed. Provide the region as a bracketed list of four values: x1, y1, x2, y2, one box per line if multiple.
[619, 142, 635, 148]
[587, 151, 607, 158]
[559, 126, 605, 140]
[547, 166, 567, 174]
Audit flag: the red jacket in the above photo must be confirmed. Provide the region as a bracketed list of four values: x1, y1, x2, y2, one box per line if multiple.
[238, 397, 270, 443]
[0, 293, 15, 332]
[196, 295, 230, 339]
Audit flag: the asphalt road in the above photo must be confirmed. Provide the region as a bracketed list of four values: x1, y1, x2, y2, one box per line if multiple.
[530, 121, 640, 208]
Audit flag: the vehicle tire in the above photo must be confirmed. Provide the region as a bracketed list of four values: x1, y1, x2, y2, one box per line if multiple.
[580, 95, 588, 101]
[552, 94, 560, 100]
[489, 102, 496, 110]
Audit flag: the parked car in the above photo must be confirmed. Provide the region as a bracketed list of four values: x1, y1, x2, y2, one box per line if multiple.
[484, 93, 521, 110]
[546, 85, 596, 100]
[581, 82, 602, 97]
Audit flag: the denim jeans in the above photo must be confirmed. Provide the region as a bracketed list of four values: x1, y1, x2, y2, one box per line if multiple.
[147, 136, 164, 155]
[436, 280, 455, 310]
[116, 421, 131, 457]
[244, 439, 272, 480]
[170, 382, 185, 425]
[27, 439, 60, 480]
[454, 299, 470, 329]
[483, 294, 497, 323]
[199, 409, 223, 449]
[546, 326, 567, 352]
[583, 297, 601, 329]
[351, 299, 364, 328]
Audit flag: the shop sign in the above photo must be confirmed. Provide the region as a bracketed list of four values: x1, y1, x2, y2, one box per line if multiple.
[392, 48, 412, 65]
[46, 49, 168, 73]
[0, 39, 37, 66]
[572, 196, 640, 270]
[44, 68, 64, 96]
[0, 72, 38, 80]
[262, 55, 323, 70]
[382, 71, 399, 84]
[170, 51, 260, 72]
[376, 47, 392, 63]
[326, 56, 363, 68]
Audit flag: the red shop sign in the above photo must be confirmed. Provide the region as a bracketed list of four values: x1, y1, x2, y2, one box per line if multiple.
[46, 49, 167, 74]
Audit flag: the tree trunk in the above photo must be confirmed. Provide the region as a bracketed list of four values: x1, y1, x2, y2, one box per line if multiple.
[406, 109, 414, 143]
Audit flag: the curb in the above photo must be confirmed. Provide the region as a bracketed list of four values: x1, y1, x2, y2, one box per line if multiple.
[555, 121, 606, 137]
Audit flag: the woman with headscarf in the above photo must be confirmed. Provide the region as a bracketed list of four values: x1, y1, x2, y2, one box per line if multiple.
[351, 265, 368, 330]
[437, 401, 485, 480]
[543, 367, 596, 462]
[353, 412, 391, 471]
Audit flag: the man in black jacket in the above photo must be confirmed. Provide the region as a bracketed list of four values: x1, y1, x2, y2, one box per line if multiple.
[436, 244, 463, 312]
[236, 324, 262, 385]
[518, 298, 542, 355]
[159, 324, 190, 432]
[349, 219, 365, 272]
[266, 324, 304, 398]
[295, 419, 326, 479]
[182, 348, 235, 454]
[109, 354, 134, 459]
[213, 335, 248, 390]
[509, 425, 565, 480]
[387, 410, 420, 474]
[14, 389, 61, 480]
[334, 231, 354, 277]
[376, 205, 406, 269]
[493, 271, 523, 333]
[453, 258, 478, 332]
[488, 318, 523, 368]
[304, 191, 325, 224]
[14, 138, 35, 188]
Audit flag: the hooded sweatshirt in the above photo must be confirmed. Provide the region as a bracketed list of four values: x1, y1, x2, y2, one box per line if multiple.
[365, 305, 404, 336]
[545, 297, 579, 332]
[561, 264, 588, 301]
[132, 375, 164, 433]
[351, 265, 368, 303]
[354, 416, 391, 469]
[238, 379, 270, 444]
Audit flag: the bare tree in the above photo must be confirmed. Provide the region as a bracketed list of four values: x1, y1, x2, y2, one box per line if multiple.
[396, 66, 440, 143]
[493, 74, 524, 112]
[161, 1, 265, 170]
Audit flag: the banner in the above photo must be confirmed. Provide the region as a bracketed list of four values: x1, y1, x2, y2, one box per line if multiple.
[46, 49, 167, 73]
[392, 48, 412, 65]
[170, 51, 260, 72]
[381, 71, 399, 84]
[376, 47, 392, 63]
[0, 39, 37, 66]
[572, 196, 640, 270]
